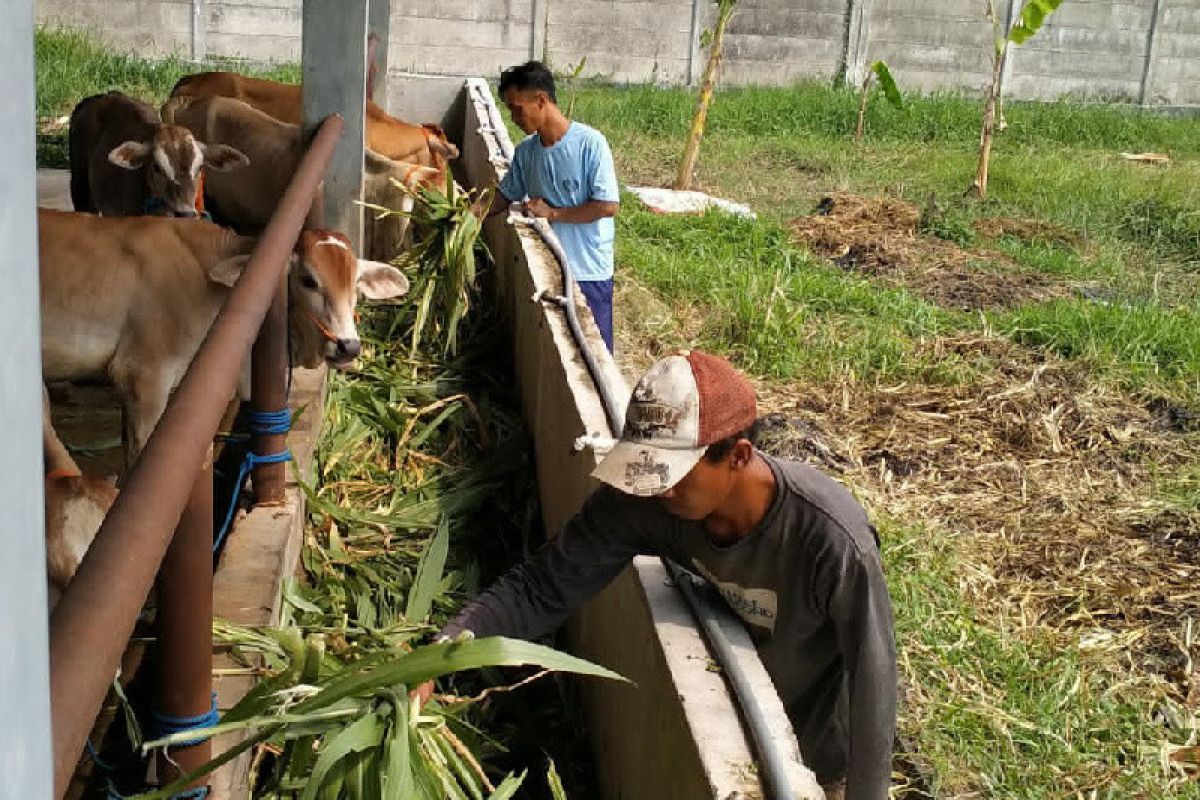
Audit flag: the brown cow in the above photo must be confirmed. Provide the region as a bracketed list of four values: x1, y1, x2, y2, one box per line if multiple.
[69, 91, 249, 217]
[42, 388, 118, 608]
[39, 210, 408, 464]
[162, 94, 439, 258]
[167, 71, 460, 173]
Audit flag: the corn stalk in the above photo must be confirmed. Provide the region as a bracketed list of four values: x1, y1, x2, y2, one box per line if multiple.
[674, 0, 737, 191]
[970, 0, 1063, 198]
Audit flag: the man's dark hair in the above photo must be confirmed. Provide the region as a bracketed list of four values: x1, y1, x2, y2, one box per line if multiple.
[703, 420, 760, 463]
[499, 61, 557, 104]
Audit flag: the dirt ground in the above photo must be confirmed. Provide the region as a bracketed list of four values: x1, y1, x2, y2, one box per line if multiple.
[789, 193, 1077, 311]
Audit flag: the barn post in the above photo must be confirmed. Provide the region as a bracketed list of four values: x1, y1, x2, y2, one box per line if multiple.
[368, 0, 390, 106]
[302, 0, 369, 255]
[0, 1, 54, 795]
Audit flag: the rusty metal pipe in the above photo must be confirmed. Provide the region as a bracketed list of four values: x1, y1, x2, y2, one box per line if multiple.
[154, 458, 215, 787]
[250, 274, 289, 506]
[48, 114, 345, 797]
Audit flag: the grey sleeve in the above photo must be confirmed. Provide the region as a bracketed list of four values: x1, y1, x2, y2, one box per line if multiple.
[827, 543, 897, 800]
[440, 488, 658, 641]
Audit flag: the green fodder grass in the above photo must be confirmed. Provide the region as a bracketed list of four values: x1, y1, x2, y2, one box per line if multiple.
[883, 515, 1200, 799]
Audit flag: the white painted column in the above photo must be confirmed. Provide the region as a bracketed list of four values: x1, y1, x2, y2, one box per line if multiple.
[302, 0, 369, 253]
[844, 0, 873, 86]
[0, 2, 54, 796]
[1140, 0, 1166, 106]
[190, 0, 207, 62]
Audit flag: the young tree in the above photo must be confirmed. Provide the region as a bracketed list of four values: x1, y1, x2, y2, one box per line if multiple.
[970, 0, 1063, 198]
[675, 0, 737, 191]
[854, 60, 903, 145]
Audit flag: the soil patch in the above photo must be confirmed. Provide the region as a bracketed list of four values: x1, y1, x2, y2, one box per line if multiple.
[755, 333, 1200, 696]
[790, 194, 1072, 311]
[973, 215, 1082, 247]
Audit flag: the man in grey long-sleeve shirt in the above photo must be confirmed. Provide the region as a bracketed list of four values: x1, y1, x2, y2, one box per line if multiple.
[436, 350, 897, 799]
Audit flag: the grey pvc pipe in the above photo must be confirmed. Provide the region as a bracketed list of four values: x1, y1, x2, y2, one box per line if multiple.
[666, 561, 796, 800]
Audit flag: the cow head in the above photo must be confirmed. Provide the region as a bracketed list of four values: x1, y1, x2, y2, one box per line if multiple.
[289, 231, 410, 370]
[420, 123, 460, 173]
[108, 126, 249, 217]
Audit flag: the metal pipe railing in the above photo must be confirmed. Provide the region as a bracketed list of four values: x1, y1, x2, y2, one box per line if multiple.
[154, 460, 215, 788]
[250, 274, 290, 505]
[47, 113, 345, 797]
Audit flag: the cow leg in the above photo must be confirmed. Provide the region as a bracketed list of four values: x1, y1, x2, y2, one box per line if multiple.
[116, 370, 173, 469]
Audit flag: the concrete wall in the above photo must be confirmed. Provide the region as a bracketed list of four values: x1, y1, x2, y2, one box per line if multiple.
[36, 0, 1200, 108]
[0, 1, 55, 796]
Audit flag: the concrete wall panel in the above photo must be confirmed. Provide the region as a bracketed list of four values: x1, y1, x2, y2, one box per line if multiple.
[33, 0, 1200, 108]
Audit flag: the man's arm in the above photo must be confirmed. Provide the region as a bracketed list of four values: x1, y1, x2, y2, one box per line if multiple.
[440, 487, 658, 641]
[828, 545, 897, 799]
[525, 197, 619, 224]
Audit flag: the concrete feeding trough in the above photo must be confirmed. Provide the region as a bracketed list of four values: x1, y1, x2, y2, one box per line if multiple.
[414, 75, 818, 800]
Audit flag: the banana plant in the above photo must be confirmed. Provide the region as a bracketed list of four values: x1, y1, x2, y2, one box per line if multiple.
[854, 60, 903, 145]
[674, 0, 738, 191]
[970, 0, 1064, 198]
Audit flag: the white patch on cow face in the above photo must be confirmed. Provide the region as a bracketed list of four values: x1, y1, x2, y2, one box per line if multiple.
[153, 146, 176, 183]
[188, 136, 204, 179]
[316, 236, 351, 252]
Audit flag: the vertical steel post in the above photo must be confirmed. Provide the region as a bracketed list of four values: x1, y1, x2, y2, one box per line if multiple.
[302, 0, 369, 253]
[0, 0, 54, 796]
[153, 459, 215, 787]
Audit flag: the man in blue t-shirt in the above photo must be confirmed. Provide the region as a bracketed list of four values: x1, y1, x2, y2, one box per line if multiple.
[494, 61, 620, 352]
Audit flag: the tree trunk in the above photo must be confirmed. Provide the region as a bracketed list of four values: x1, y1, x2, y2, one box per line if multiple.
[674, 3, 735, 190]
[854, 74, 872, 145]
[969, 44, 1005, 198]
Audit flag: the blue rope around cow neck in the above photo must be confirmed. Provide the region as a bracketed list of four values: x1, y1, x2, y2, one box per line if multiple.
[213, 409, 292, 554]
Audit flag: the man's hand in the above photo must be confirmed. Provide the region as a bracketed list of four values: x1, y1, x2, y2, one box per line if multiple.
[525, 197, 556, 220]
[410, 680, 435, 707]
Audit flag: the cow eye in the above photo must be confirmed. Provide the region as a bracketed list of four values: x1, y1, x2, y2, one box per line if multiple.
[301, 274, 319, 290]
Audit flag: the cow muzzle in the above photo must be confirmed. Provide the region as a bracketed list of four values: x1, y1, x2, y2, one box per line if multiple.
[329, 338, 362, 370]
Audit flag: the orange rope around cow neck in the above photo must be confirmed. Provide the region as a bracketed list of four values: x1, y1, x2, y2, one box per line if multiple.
[303, 307, 340, 343]
[45, 468, 82, 480]
[194, 170, 206, 213]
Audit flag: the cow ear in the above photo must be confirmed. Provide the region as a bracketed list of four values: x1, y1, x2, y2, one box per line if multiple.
[208, 254, 252, 288]
[109, 141, 150, 170]
[202, 143, 250, 172]
[356, 260, 409, 300]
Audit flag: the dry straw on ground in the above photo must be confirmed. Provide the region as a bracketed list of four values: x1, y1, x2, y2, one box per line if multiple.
[789, 193, 1074, 311]
[756, 333, 1200, 703]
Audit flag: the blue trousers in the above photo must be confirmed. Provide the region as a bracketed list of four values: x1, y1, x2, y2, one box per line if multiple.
[578, 279, 614, 353]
